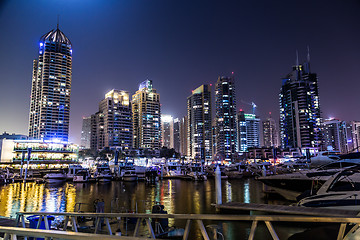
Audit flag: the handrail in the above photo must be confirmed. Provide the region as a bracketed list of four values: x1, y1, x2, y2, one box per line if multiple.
[0, 226, 148, 240]
[15, 211, 360, 240]
[15, 211, 360, 223]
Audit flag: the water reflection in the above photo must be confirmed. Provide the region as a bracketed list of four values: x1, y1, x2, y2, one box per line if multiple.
[0, 179, 293, 239]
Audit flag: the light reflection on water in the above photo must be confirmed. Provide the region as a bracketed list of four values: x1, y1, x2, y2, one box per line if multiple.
[0, 179, 295, 239]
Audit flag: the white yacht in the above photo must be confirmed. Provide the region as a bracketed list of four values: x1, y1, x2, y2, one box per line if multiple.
[43, 171, 67, 184]
[95, 163, 113, 182]
[122, 168, 138, 181]
[73, 170, 89, 183]
[297, 167, 360, 211]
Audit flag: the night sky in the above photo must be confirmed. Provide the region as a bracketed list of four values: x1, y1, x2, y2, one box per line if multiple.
[0, 0, 360, 144]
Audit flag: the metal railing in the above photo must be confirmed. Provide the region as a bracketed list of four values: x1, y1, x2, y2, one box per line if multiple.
[0, 226, 147, 240]
[14, 211, 360, 240]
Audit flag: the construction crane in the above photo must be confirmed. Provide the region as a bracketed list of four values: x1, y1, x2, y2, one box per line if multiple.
[240, 100, 257, 115]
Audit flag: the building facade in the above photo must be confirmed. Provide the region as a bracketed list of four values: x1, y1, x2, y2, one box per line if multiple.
[80, 117, 91, 149]
[173, 118, 180, 154]
[237, 111, 260, 152]
[90, 90, 132, 151]
[161, 115, 174, 149]
[179, 116, 188, 157]
[187, 85, 212, 161]
[279, 53, 322, 149]
[262, 114, 279, 148]
[351, 121, 360, 152]
[323, 119, 350, 153]
[132, 80, 161, 149]
[215, 76, 237, 161]
[28, 26, 72, 142]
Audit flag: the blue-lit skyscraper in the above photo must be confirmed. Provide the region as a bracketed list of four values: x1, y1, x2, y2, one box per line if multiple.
[279, 51, 322, 149]
[237, 111, 260, 152]
[215, 76, 237, 161]
[28, 26, 72, 142]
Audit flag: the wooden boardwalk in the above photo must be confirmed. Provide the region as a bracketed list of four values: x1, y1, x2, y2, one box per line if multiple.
[213, 202, 360, 217]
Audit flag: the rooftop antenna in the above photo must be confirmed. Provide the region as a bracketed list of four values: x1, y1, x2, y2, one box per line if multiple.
[307, 45, 311, 62]
[57, 15, 60, 29]
[296, 50, 299, 66]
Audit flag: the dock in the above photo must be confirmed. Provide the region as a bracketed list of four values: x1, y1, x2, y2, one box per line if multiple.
[213, 202, 360, 217]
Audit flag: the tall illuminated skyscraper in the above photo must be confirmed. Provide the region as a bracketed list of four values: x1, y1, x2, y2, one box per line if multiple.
[28, 26, 72, 142]
[215, 76, 237, 161]
[279, 51, 322, 149]
[80, 116, 91, 149]
[161, 115, 174, 149]
[262, 113, 279, 148]
[132, 80, 161, 149]
[187, 85, 212, 161]
[237, 110, 260, 152]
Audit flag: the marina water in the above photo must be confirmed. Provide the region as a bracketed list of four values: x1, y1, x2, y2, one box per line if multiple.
[0, 178, 303, 239]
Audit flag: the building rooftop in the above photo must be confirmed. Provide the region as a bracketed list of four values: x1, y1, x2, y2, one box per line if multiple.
[40, 27, 72, 45]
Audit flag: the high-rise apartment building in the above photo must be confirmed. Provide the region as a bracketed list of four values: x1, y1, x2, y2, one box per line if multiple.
[80, 116, 91, 149]
[323, 119, 350, 153]
[132, 80, 161, 149]
[237, 111, 260, 152]
[279, 52, 322, 149]
[161, 115, 174, 149]
[262, 114, 279, 148]
[187, 85, 212, 161]
[28, 26, 72, 142]
[351, 121, 360, 152]
[90, 112, 104, 151]
[179, 116, 188, 157]
[173, 118, 180, 153]
[90, 90, 132, 151]
[215, 76, 237, 161]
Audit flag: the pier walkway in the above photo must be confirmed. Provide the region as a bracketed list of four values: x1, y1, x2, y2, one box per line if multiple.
[5, 211, 360, 240]
[213, 202, 360, 217]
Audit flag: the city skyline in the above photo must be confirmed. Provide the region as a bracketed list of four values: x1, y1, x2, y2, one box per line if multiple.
[1, 0, 360, 144]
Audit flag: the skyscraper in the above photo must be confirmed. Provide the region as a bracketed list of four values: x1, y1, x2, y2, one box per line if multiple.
[187, 85, 212, 161]
[323, 119, 350, 153]
[90, 90, 132, 151]
[215, 76, 237, 161]
[262, 113, 279, 148]
[80, 116, 91, 149]
[279, 51, 322, 149]
[132, 80, 161, 149]
[351, 121, 360, 152]
[237, 111, 260, 152]
[102, 90, 132, 149]
[90, 112, 104, 151]
[173, 118, 181, 154]
[28, 26, 72, 142]
[179, 116, 188, 157]
[161, 115, 174, 149]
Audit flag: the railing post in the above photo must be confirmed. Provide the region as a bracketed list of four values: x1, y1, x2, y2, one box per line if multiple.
[145, 218, 155, 239]
[248, 220, 258, 240]
[15, 214, 20, 227]
[264, 221, 279, 240]
[196, 220, 210, 240]
[36, 216, 42, 229]
[71, 216, 78, 232]
[337, 223, 347, 240]
[183, 219, 192, 240]
[63, 216, 69, 231]
[44, 215, 49, 230]
[133, 218, 142, 237]
[105, 217, 112, 235]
